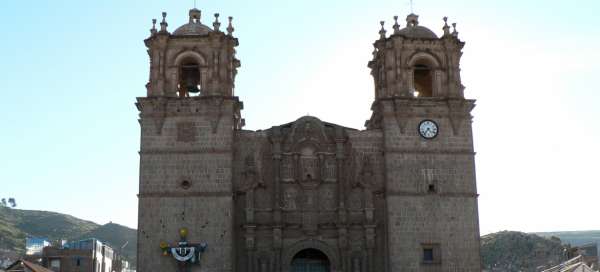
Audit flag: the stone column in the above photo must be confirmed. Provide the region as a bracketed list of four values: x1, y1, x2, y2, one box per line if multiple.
[245, 225, 256, 272]
[270, 128, 283, 272]
[365, 225, 376, 272]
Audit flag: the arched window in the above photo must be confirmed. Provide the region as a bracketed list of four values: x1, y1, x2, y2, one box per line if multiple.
[413, 62, 433, 97]
[178, 58, 202, 97]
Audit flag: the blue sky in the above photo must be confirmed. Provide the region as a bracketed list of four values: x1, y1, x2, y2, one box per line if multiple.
[1, 0, 599, 235]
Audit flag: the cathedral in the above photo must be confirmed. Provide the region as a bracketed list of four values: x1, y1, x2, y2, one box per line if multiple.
[136, 6, 481, 272]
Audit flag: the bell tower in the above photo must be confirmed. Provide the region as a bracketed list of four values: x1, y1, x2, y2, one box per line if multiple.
[136, 8, 241, 272]
[145, 9, 241, 98]
[367, 14, 482, 271]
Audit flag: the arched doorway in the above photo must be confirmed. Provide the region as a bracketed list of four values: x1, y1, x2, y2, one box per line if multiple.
[291, 248, 330, 272]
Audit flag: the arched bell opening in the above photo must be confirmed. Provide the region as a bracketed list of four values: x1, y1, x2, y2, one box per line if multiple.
[407, 52, 441, 98]
[291, 248, 331, 272]
[412, 62, 433, 97]
[177, 58, 202, 98]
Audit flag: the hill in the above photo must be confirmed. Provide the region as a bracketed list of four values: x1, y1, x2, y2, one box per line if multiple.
[481, 231, 566, 272]
[0, 206, 136, 267]
[3, 205, 599, 271]
[0, 206, 97, 254]
[536, 230, 600, 248]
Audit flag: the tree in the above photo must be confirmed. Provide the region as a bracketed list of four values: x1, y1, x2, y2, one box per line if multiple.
[0, 198, 6, 207]
[8, 198, 16, 208]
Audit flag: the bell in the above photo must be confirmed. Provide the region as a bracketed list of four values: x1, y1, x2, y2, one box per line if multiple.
[180, 64, 201, 95]
[187, 84, 200, 93]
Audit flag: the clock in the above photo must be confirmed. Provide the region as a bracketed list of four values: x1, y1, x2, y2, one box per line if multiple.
[418, 120, 439, 139]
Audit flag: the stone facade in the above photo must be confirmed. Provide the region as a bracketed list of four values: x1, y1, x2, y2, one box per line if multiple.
[137, 8, 481, 272]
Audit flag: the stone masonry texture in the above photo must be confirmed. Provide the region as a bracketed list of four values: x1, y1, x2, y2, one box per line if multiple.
[137, 8, 482, 272]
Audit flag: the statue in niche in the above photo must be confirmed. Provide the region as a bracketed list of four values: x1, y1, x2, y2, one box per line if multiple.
[359, 155, 374, 184]
[299, 146, 319, 186]
[242, 154, 263, 191]
[242, 154, 264, 223]
[350, 155, 375, 189]
[356, 155, 376, 221]
[283, 187, 298, 210]
[320, 187, 335, 210]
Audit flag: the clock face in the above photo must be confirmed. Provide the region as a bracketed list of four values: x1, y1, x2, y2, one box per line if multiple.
[418, 120, 439, 139]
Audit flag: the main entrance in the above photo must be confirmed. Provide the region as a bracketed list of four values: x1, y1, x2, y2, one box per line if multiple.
[291, 248, 330, 272]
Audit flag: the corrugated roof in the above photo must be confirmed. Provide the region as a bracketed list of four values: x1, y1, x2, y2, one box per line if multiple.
[6, 260, 54, 272]
[22, 260, 53, 272]
[541, 255, 597, 272]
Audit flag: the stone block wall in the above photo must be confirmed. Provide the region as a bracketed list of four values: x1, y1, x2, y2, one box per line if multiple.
[137, 97, 238, 272]
[381, 98, 481, 272]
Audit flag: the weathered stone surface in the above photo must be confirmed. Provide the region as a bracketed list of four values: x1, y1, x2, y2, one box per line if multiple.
[137, 9, 481, 272]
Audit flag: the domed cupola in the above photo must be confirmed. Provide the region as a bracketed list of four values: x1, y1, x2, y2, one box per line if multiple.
[395, 13, 438, 39]
[173, 8, 213, 36]
[368, 13, 464, 112]
[143, 7, 240, 98]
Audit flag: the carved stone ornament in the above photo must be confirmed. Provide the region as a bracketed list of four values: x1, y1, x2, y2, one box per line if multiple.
[160, 228, 208, 272]
[447, 99, 475, 136]
[210, 97, 224, 133]
[393, 99, 412, 134]
[242, 154, 264, 191]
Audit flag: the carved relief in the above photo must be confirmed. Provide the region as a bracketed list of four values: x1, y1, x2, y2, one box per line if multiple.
[283, 187, 298, 210]
[302, 190, 317, 209]
[281, 155, 293, 181]
[242, 154, 263, 190]
[302, 211, 318, 233]
[359, 155, 376, 222]
[319, 187, 336, 210]
[447, 99, 475, 135]
[323, 156, 337, 181]
[299, 146, 319, 183]
[348, 188, 363, 210]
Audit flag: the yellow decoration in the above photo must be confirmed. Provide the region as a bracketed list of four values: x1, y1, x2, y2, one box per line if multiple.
[179, 227, 188, 238]
[159, 241, 169, 249]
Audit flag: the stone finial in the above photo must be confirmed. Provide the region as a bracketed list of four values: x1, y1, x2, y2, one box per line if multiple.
[227, 16, 235, 36]
[189, 8, 201, 23]
[379, 21, 386, 40]
[213, 13, 221, 31]
[442, 17, 450, 36]
[393, 15, 401, 34]
[150, 19, 157, 35]
[160, 12, 168, 32]
[452, 22, 458, 37]
[406, 13, 419, 27]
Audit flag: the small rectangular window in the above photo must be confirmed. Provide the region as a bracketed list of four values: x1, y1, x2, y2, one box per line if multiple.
[421, 243, 441, 264]
[423, 248, 434, 261]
